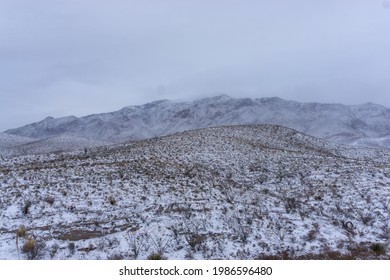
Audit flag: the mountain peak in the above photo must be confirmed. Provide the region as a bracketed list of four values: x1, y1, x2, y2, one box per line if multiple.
[257, 96, 284, 103]
[205, 94, 232, 100]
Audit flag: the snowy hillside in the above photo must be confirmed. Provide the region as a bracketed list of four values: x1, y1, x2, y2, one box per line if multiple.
[1, 124, 389, 260]
[0, 132, 35, 148]
[0, 133, 36, 156]
[5, 95, 390, 149]
[8, 135, 112, 156]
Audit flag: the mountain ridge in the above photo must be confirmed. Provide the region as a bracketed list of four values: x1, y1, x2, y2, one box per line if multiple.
[5, 95, 390, 148]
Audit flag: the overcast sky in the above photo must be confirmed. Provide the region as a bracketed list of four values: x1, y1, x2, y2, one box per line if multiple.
[1, 0, 390, 131]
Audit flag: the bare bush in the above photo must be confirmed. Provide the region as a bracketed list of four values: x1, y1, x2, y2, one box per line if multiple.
[149, 235, 172, 255]
[284, 197, 298, 214]
[126, 232, 148, 259]
[22, 200, 32, 215]
[182, 221, 207, 251]
[68, 242, 76, 255]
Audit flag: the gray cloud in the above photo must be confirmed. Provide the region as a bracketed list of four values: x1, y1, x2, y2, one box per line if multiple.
[1, 0, 390, 130]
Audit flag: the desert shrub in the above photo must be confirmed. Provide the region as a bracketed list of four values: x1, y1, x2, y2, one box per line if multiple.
[185, 233, 206, 251]
[107, 253, 125, 260]
[232, 217, 251, 243]
[108, 196, 117, 206]
[22, 237, 36, 254]
[305, 223, 320, 241]
[306, 229, 317, 241]
[149, 236, 171, 255]
[68, 242, 76, 255]
[44, 196, 55, 205]
[147, 253, 167, 260]
[50, 244, 59, 258]
[16, 225, 27, 238]
[22, 200, 32, 215]
[360, 213, 375, 226]
[15, 225, 27, 260]
[284, 197, 298, 214]
[22, 236, 45, 260]
[126, 233, 148, 259]
[371, 243, 386, 255]
[167, 224, 183, 244]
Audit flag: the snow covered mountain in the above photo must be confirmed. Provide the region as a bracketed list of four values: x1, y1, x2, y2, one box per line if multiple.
[5, 95, 390, 148]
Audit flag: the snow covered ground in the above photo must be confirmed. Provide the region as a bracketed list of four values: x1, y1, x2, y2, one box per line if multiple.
[0, 124, 389, 260]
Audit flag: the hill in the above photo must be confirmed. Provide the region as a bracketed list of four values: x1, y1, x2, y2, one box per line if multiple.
[1, 124, 389, 259]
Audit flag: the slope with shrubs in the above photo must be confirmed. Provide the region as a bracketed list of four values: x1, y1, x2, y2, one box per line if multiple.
[0, 124, 389, 260]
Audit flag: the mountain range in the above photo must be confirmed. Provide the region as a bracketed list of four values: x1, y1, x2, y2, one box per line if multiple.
[3, 95, 390, 153]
